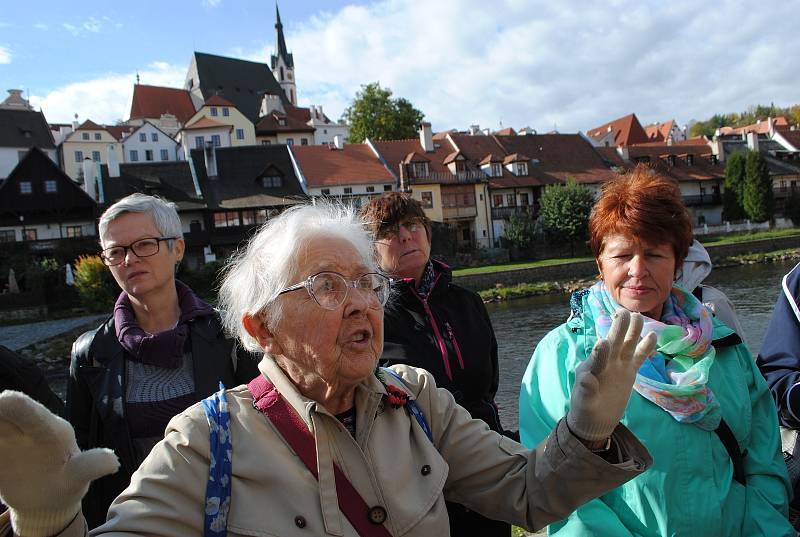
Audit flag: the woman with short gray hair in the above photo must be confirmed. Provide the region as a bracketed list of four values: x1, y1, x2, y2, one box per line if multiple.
[65, 193, 259, 528]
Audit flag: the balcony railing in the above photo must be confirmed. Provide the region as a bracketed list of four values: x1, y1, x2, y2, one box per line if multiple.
[491, 206, 535, 220]
[682, 194, 721, 207]
[407, 170, 487, 184]
[442, 205, 477, 219]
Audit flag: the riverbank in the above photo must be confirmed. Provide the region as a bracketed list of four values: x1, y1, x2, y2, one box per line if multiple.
[477, 247, 800, 303]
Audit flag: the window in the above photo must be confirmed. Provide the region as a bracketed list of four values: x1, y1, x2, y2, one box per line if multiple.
[278, 118, 287, 126]
[241, 210, 256, 226]
[82, 132, 90, 140]
[92, 151, 101, 162]
[210, 107, 218, 117]
[506, 194, 515, 207]
[687, 154, 694, 166]
[94, 133, 101, 140]
[343, 187, 353, 194]
[261, 176, 282, 188]
[493, 194, 503, 207]
[74, 151, 83, 162]
[323, 129, 328, 134]
[366, 186, 375, 193]
[19, 181, 32, 194]
[213, 211, 240, 228]
[383, 185, 392, 191]
[262, 140, 272, 145]
[410, 162, 429, 178]
[301, 138, 308, 146]
[65, 225, 82, 238]
[23, 229, 37, 241]
[517, 162, 529, 176]
[151, 132, 159, 142]
[130, 150, 139, 162]
[195, 136, 205, 149]
[139, 133, 147, 142]
[145, 150, 154, 161]
[519, 193, 530, 206]
[421, 191, 433, 208]
[0, 230, 15, 242]
[160, 149, 169, 161]
[491, 163, 502, 177]
[236, 128, 244, 140]
[222, 108, 230, 117]
[211, 135, 221, 147]
[45, 180, 57, 193]
[286, 138, 294, 146]
[321, 188, 331, 195]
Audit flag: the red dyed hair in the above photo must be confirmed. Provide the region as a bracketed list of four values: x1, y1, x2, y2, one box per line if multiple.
[589, 165, 693, 266]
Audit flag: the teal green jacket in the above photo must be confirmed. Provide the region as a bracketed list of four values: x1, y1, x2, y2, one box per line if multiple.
[519, 292, 793, 537]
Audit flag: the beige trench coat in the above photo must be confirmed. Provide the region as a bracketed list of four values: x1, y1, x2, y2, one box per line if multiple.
[50, 357, 651, 537]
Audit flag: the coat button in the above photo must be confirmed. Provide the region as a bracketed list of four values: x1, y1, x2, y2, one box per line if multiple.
[421, 464, 431, 475]
[294, 516, 306, 528]
[368, 505, 387, 525]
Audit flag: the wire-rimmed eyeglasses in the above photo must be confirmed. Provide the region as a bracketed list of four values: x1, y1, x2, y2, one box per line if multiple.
[375, 218, 425, 241]
[100, 237, 176, 266]
[278, 271, 391, 310]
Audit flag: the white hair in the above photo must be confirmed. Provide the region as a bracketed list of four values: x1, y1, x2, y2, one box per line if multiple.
[98, 193, 183, 248]
[218, 201, 377, 353]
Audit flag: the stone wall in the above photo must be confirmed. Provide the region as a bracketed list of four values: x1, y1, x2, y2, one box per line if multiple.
[453, 234, 800, 292]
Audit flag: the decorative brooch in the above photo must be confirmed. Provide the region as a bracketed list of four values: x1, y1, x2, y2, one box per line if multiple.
[375, 367, 409, 410]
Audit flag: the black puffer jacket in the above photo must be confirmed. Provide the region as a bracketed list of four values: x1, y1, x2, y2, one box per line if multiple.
[66, 312, 260, 528]
[380, 260, 507, 434]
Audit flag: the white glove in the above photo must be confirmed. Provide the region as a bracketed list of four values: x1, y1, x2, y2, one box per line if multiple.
[567, 309, 657, 442]
[0, 390, 119, 537]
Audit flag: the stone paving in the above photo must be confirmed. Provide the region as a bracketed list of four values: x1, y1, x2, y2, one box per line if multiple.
[0, 314, 107, 351]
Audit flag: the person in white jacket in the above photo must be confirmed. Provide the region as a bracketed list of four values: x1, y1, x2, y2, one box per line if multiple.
[677, 239, 746, 340]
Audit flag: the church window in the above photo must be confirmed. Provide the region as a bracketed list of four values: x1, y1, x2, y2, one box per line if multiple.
[288, 72, 293, 81]
[280, 67, 284, 81]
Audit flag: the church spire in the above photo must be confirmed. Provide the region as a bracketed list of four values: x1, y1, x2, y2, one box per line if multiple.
[270, 2, 297, 105]
[272, 3, 292, 69]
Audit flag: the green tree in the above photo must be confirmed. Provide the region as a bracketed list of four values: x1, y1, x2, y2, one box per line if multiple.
[723, 152, 747, 221]
[503, 210, 537, 251]
[538, 179, 595, 255]
[784, 189, 800, 226]
[743, 150, 774, 222]
[74, 255, 117, 312]
[342, 82, 425, 143]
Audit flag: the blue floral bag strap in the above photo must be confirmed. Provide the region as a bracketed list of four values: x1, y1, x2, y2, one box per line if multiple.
[201, 382, 232, 536]
[380, 367, 433, 442]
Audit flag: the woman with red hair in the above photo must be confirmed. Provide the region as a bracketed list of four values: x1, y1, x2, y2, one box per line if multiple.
[519, 167, 793, 536]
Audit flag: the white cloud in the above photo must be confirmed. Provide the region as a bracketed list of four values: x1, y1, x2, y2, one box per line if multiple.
[28, 62, 185, 124]
[247, 0, 800, 132]
[203, 0, 222, 7]
[0, 46, 11, 64]
[62, 16, 107, 36]
[33, 23, 49, 30]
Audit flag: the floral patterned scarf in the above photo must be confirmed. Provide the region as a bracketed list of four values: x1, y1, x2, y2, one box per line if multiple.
[586, 281, 721, 431]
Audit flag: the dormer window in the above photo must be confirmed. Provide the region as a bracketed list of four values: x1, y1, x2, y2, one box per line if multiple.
[261, 175, 282, 188]
[491, 163, 502, 177]
[455, 161, 467, 173]
[410, 162, 429, 178]
[711, 154, 719, 165]
[517, 162, 529, 176]
[278, 118, 287, 126]
[687, 154, 694, 166]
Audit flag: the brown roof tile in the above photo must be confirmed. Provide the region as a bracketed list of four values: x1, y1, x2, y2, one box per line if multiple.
[203, 95, 236, 107]
[292, 144, 394, 187]
[587, 113, 650, 147]
[183, 117, 232, 130]
[129, 85, 196, 124]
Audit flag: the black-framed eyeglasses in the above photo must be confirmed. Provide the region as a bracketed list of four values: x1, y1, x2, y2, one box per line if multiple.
[100, 237, 177, 266]
[376, 218, 424, 241]
[278, 271, 391, 310]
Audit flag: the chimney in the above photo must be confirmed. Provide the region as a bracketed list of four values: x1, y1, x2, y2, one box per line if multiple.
[768, 116, 774, 132]
[72, 113, 79, 131]
[746, 131, 759, 152]
[82, 158, 95, 199]
[204, 141, 217, 177]
[468, 124, 480, 136]
[482, 128, 491, 136]
[107, 144, 120, 178]
[332, 135, 343, 150]
[713, 138, 725, 163]
[316, 105, 324, 120]
[419, 122, 433, 152]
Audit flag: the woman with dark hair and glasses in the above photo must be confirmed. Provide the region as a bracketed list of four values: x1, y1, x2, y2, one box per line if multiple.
[65, 193, 259, 528]
[360, 193, 515, 536]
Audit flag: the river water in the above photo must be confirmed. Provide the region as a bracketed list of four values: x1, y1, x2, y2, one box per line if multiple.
[488, 260, 797, 429]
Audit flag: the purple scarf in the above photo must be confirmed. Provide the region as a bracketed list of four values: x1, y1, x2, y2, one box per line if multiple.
[114, 280, 215, 369]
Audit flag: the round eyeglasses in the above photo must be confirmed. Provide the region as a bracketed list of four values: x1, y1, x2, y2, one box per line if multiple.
[278, 271, 391, 310]
[100, 237, 177, 266]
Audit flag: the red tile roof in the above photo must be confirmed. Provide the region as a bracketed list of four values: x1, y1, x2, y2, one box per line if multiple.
[495, 127, 516, 136]
[203, 95, 236, 107]
[106, 125, 135, 141]
[502, 153, 530, 164]
[721, 116, 791, 135]
[183, 117, 232, 130]
[255, 108, 315, 135]
[587, 113, 650, 147]
[291, 144, 394, 187]
[624, 143, 723, 182]
[779, 130, 800, 150]
[442, 151, 463, 165]
[76, 119, 105, 131]
[129, 85, 196, 124]
[402, 151, 431, 164]
[479, 153, 502, 165]
[372, 138, 458, 182]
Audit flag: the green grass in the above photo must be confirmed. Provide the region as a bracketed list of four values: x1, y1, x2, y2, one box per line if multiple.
[722, 247, 800, 264]
[477, 281, 559, 302]
[453, 256, 593, 277]
[702, 228, 800, 246]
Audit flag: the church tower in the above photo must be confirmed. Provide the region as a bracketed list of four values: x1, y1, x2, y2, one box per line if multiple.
[271, 4, 297, 106]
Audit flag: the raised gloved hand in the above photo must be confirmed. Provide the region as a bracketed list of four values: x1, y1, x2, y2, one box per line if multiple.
[0, 390, 119, 537]
[567, 309, 657, 442]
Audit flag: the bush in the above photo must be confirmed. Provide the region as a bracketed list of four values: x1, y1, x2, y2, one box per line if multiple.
[74, 255, 118, 312]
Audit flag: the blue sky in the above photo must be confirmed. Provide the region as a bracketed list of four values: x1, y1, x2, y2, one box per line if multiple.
[1, 1, 798, 133]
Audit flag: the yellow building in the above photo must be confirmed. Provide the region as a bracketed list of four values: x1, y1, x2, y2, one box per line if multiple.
[60, 120, 125, 181]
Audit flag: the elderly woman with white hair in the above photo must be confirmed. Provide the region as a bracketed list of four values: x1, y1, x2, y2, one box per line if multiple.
[64, 193, 260, 528]
[1, 202, 654, 537]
